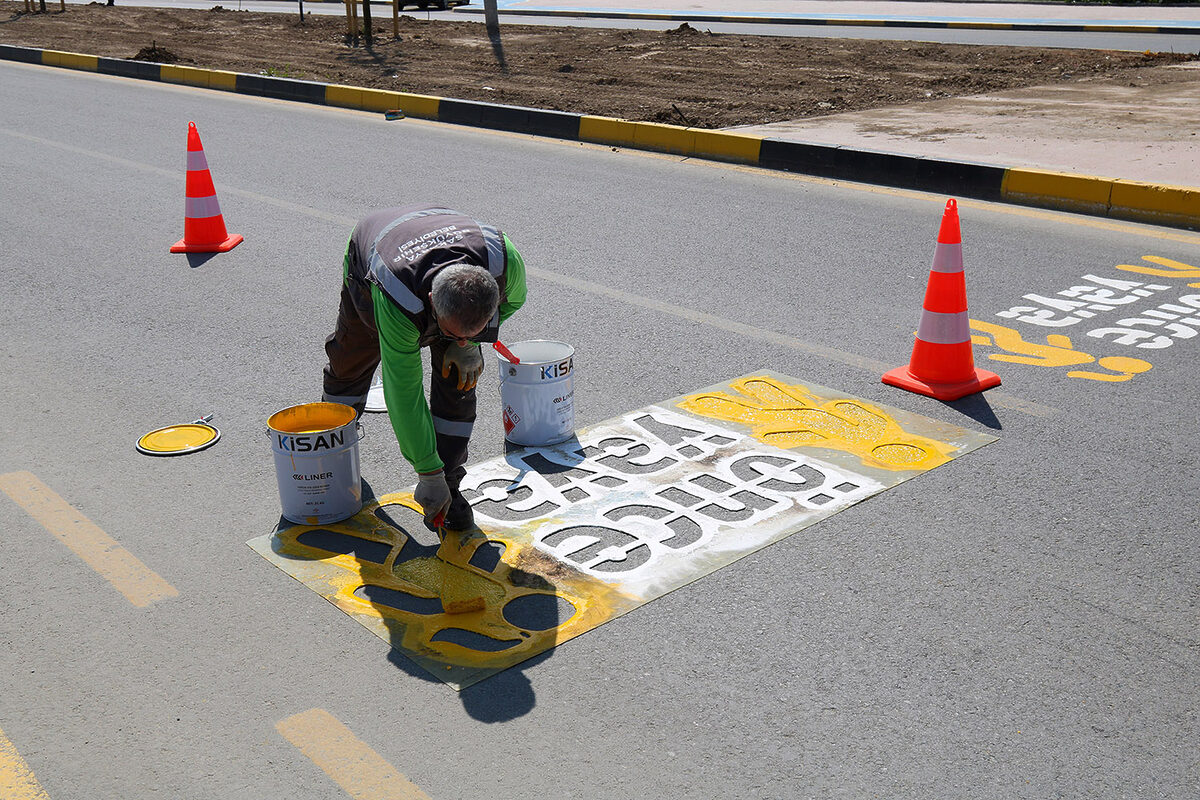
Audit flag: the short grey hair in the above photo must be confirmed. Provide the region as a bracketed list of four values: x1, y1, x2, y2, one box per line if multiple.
[430, 264, 499, 331]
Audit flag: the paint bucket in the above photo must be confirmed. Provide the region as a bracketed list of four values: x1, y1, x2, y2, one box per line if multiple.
[496, 340, 576, 446]
[267, 402, 363, 525]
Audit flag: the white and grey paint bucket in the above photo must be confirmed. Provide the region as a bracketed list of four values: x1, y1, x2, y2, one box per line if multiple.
[496, 340, 576, 446]
[267, 402, 363, 525]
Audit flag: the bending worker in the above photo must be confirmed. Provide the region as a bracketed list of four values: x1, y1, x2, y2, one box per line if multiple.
[322, 204, 527, 532]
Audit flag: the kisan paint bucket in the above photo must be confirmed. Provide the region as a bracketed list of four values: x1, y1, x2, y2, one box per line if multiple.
[267, 402, 363, 525]
[496, 340, 576, 446]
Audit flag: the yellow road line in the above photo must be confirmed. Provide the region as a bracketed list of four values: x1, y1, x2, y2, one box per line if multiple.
[0, 726, 51, 800]
[0, 471, 178, 608]
[277, 709, 432, 800]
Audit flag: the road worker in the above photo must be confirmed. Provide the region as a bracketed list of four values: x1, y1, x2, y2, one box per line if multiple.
[321, 205, 527, 532]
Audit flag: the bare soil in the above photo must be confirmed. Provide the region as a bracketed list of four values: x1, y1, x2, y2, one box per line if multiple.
[2, 1, 1194, 128]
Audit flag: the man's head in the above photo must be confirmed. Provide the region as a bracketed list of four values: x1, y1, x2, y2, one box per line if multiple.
[429, 263, 500, 345]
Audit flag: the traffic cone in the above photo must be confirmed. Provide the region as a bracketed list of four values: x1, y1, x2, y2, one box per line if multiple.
[170, 121, 243, 253]
[882, 199, 1000, 401]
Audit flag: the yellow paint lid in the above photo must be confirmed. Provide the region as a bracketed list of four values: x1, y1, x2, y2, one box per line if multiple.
[136, 423, 220, 456]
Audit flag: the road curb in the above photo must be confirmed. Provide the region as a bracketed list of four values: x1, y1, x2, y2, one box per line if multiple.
[3, 43, 1196, 230]
[449, 7, 1200, 35]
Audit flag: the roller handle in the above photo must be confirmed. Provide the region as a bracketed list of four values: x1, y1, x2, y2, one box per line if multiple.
[493, 341, 520, 364]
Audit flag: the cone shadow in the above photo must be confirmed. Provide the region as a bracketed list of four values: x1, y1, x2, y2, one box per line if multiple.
[185, 252, 219, 269]
[941, 392, 1002, 429]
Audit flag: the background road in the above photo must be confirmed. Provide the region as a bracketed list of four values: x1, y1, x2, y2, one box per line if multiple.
[2, 61, 1198, 798]
[57, 0, 1200, 51]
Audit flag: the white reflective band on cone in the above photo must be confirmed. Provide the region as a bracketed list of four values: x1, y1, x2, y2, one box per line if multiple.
[185, 195, 222, 218]
[931, 242, 964, 273]
[917, 310, 970, 344]
[187, 151, 209, 171]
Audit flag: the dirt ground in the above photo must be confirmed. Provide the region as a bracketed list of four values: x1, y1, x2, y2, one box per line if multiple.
[2, 2, 1195, 128]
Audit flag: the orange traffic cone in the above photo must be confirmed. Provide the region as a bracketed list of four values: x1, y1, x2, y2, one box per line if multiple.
[170, 121, 243, 253]
[882, 199, 1000, 401]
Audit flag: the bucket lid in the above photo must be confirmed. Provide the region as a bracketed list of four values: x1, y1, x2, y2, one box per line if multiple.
[136, 423, 220, 456]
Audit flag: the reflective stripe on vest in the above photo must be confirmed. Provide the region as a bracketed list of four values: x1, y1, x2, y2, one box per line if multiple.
[367, 208, 504, 314]
[367, 207, 459, 314]
[480, 224, 505, 277]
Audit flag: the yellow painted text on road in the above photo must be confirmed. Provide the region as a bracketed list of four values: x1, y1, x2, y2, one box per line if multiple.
[0, 471, 177, 608]
[277, 709, 432, 800]
[0, 725, 51, 800]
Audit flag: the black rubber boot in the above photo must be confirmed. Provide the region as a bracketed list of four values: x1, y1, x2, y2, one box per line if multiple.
[443, 487, 475, 531]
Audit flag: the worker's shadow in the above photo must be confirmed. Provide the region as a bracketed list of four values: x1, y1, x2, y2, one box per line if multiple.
[357, 479, 567, 722]
[272, 474, 572, 721]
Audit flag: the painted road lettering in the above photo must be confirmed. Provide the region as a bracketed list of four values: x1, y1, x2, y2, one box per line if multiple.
[249, 374, 994, 689]
[974, 255, 1200, 383]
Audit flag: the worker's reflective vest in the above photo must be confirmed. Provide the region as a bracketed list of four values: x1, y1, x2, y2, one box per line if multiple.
[355, 205, 508, 345]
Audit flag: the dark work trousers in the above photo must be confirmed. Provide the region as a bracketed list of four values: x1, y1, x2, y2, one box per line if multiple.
[322, 274, 476, 489]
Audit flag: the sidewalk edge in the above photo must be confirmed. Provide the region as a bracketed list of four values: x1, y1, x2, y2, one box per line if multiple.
[4, 44, 1196, 230]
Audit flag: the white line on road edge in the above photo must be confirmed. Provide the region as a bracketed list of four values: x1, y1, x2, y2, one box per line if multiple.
[528, 266, 1058, 417]
[1, 123, 1056, 416]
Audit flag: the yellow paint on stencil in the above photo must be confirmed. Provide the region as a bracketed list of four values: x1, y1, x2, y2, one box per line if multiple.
[0, 471, 178, 608]
[0, 726, 50, 800]
[272, 494, 632, 674]
[678, 376, 953, 471]
[277, 709, 431, 800]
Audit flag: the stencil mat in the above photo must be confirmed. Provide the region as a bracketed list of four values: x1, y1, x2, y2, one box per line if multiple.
[248, 372, 997, 689]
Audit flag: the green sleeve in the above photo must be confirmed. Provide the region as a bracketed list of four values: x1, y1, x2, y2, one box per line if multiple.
[499, 234, 527, 325]
[371, 284, 443, 474]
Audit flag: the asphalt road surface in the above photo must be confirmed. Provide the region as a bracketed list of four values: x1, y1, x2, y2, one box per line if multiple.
[2, 61, 1198, 799]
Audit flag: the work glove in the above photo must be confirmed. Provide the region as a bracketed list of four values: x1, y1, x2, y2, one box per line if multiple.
[442, 342, 484, 391]
[415, 470, 452, 531]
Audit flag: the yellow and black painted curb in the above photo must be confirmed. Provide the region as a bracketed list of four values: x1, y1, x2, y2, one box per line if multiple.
[3, 43, 1197, 231]
[449, 7, 1200, 36]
